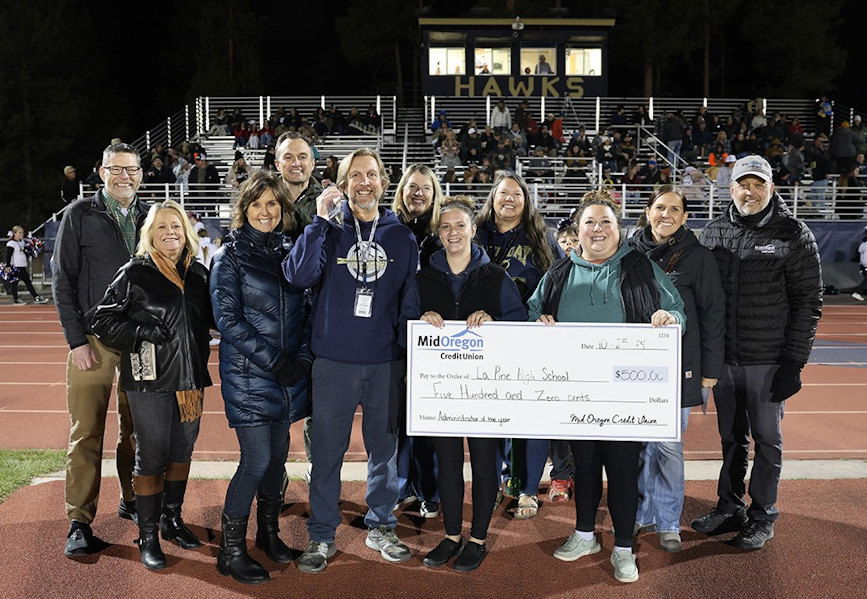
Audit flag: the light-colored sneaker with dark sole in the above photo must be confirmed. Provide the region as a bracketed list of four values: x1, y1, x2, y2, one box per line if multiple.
[610, 550, 639, 583]
[296, 541, 336, 573]
[553, 532, 601, 562]
[365, 527, 411, 563]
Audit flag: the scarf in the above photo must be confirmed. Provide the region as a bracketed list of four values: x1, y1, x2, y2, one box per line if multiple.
[149, 249, 203, 423]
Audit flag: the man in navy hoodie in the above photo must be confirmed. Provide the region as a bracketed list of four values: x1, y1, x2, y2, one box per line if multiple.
[283, 148, 419, 573]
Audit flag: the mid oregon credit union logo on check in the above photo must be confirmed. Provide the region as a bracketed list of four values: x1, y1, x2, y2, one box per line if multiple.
[416, 328, 485, 360]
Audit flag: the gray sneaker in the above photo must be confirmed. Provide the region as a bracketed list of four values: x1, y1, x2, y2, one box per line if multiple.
[365, 527, 412, 563]
[552, 532, 601, 562]
[610, 550, 639, 583]
[296, 540, 336, 573]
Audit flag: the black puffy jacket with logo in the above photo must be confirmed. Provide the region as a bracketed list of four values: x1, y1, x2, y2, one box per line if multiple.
[699, 194, 822, 366]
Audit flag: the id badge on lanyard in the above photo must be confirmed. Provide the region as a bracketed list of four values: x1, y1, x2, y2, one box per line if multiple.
[353, 214, 379, 318]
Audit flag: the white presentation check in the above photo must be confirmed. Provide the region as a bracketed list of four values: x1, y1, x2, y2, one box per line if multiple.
[406, 320, 682, 442]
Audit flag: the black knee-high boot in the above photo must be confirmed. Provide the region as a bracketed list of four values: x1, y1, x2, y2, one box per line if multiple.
[255, 494, 293, 563]
[217, 513, 269, 584]
[160, 463, 201, 549]
[134, 474, 167, 571]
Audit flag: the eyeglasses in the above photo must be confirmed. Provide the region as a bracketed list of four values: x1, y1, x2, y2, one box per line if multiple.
[102, 165, 142, 175]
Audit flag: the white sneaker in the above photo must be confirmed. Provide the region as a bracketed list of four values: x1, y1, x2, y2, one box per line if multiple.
[852, 292, 865, 301]
[610, 550, 639, 583]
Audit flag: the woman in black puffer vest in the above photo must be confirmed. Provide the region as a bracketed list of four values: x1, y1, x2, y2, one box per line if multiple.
[209, 170, 311, 584]
[628, 185, 725, 553]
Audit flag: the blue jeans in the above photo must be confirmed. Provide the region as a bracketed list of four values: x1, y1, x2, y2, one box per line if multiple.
[396, 433, 439, 502]
[223, 421, 290, 518]
[667, 139, 683, 168]
[635, 407, 691, 532]
[307, 358, 402, 543]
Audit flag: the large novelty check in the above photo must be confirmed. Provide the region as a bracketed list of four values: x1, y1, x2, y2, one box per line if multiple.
[406, 321, 682, 442]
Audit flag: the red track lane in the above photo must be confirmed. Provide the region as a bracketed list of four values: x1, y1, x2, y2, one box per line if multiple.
[0, 479, 864, 599]
[1, 304, 866, 461]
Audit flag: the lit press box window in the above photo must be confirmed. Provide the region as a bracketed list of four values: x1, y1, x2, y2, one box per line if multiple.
[430, 47, 466, 75]
[565, 47, 602, 76]
[474, 47, 511, 75]
[520, 47, 556, 75]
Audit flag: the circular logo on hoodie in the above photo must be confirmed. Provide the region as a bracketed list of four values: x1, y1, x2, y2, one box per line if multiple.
[339, 242, 389, 282]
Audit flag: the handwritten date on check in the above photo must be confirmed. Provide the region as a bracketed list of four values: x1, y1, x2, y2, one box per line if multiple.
[406, 321, 682, 442]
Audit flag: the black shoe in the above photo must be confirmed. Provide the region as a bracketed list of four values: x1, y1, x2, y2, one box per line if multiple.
[136, 492, 167, 570]
[733, 519, 774, 549]
[160, 479, 201, 549]
[691, 507, 747, 535]
[419, 500, 440, 519]
[452, 541, 487, 572]
[118, 499, 138, 524]
[255, 494, 293, 563]
[64, 521, 109, 557]
[217, 513, 270, 584]
[422, 538, 463, 568]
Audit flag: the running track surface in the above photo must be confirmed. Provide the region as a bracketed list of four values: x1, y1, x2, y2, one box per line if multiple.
[1, 303, 865, 461]
[0, 478, 863, 598]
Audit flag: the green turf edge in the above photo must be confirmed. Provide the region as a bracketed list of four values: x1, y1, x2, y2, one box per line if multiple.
[0, 449, 66, 503]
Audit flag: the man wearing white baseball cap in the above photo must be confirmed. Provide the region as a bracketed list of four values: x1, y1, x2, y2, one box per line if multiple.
[693, 154, 823, 549]
[715, 154, 738, 196]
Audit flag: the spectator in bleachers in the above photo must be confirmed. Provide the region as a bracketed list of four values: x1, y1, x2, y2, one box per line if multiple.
[805, 134, 832, 207]
[544, 113, 565, 145]
[490, 99, 511, 131]
[507, 122, 528, 156]
[325, 105, 345, 135]
[248, 128, 261, 150]
[525, 147, 555, 181]
[816, 95, 833, 136]
[663, 111, 685, 168]
[275, 132, 321, 232]
[365, 104, 380, 130]
[259, 122, 275, 148]
[462, 164, 479, 190]
[743, 131, 761, 155]
[481, 125, 497, 154]
[226, 153, 252, 189]
[173, 158, 191, 185]
[714, 130, 731, 154]
[622, 162, 643, 200]
[210, 109, 230, 136]
[230, 108, 245, 128]
[440, 133, 461, 171]
[461, 128, 483, 164]
[233, 123, 250, 148]
[62, 165, 80, 204]
[596, 137, 618, 172]
[618, 133, 637, 169]
[476, 168, 492, 187]
[537, 125, 560, 156]
[489, 139, 515, 172]
[640, 160, 661, 185]
[144, 157, 176, 184]
[431, 110, 451, 133]
[299, 119, 319, 147]
[566, 126, 592, 157]
[633, 105, 650, 126]
[854, 153, 867, 185]
[830, 121, 857, 174]
[835, 166, 863, 219]
[525, 114, 540, 146]
[708, 143, 729, 168]
[749, 110, 767, 134]
[188, 152, 220, 190]
[693, 119, 713, 158]
[716, 154, 737, 195]
[851, 115, 867, 155]
[609, 105, 628, 128]
[262, 145, 276, 172]
[321, 155, 339, 185]
[785, 139, 806, 184]
[514, 100, 530, 130]
[312, 108, 328, 136]
[442, 169, 457, 185]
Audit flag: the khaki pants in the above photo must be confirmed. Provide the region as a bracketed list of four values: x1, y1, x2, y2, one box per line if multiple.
[65, 335, 136, 523]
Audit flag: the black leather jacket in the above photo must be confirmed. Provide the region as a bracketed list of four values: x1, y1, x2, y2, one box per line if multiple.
[90, 253, 214, 393]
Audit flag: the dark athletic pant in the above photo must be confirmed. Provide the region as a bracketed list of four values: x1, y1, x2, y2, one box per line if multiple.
[432, 436, 499, 540]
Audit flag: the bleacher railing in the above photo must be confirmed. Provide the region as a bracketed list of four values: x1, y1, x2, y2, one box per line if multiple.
[65, 181, 863, 224]
[424, 96, 819, 135]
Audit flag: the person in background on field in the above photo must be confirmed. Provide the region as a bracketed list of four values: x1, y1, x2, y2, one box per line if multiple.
[5, 226, 49, 305]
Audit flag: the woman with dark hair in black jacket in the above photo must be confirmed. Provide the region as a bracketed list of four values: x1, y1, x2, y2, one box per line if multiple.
[627, 185, 725, 552]
[90, 200, 213, 571]
[401, 196, 527, 572]
[209, 170, 311, 584]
